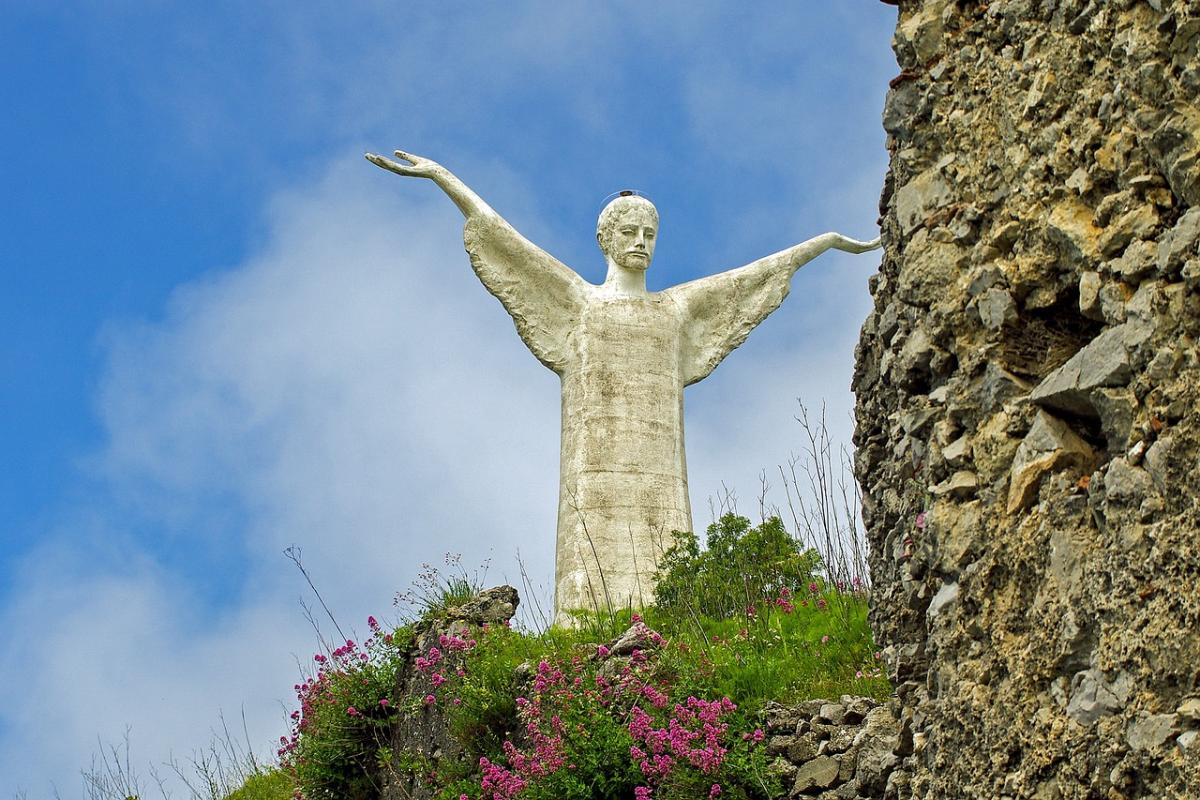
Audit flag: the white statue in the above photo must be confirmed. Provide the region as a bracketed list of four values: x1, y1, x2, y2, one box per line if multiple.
[367, 150, 880, 623]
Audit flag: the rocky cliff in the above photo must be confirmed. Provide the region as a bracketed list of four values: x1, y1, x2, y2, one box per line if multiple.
[855, 1, 1200, 797]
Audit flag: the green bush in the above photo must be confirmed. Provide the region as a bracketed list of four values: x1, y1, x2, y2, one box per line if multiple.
[223, 768, 296, 800]
[653, 515, 822, 621]
[281, 622, 413, 799]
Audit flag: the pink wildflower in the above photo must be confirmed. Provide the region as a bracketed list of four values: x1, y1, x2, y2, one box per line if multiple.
[710, 785, 722, 797]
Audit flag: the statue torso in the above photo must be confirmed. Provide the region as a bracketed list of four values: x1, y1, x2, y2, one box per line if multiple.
[554, 289, 693, 616]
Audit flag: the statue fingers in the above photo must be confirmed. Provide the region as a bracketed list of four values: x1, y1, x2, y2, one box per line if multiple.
[366, 152, 418, 176]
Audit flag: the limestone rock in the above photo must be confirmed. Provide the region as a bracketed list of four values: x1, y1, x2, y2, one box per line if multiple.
[1147, 105, 1200, 207]
[447, 585, 519, 626]
[818, 702, 847, 725]
[792, 755, 840, 794]
[978, 287, 1018, 330]
[1127, 713, 1180, 752]
[1066, 669, 1132, 725]
[854, 707, 900, 794]
[1102, 457, 1156, 504]
[1078, 271, 1103, 320]
[788, 735, 819, 764]
[896, 169, 953, 235]
[941, 435, 971, 467]
[926, 581, 959, 621]
[1046, 199, 1102, 267]
[1156, 208, 1200, 273]
[1007, 411, 1096, 513]
[930, 470, 977, 500]
[1029, 322, 1149, 417]
[1177, 698, 1200, 722]
[1098, 206, 1158, 257]
[1109, 239, 1158, 283]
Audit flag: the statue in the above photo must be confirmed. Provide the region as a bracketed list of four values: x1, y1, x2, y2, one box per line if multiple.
[367, 149, 880, 624]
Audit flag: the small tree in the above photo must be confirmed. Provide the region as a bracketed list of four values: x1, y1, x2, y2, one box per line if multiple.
[653, 514, 822, 621]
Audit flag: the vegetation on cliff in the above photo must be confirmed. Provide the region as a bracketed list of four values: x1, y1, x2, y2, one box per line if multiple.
[262, 513, 887, 800]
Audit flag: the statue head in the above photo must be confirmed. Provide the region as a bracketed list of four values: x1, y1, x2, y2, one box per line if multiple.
[596, 193, 659, 272]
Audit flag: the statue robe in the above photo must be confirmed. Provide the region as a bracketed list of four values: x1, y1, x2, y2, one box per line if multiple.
[463, 213, 796, 622]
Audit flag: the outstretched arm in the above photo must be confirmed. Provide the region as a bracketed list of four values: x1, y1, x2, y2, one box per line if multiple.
[366, 150, 498, 220]
[365, 149, 586, 375]
[666, 230, 881, 385]
[740, 231, 881, 278]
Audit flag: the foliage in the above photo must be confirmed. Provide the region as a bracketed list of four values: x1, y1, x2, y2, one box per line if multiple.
[431, 621, 774, 800]
[280, 618, 411, 800]
[222, 769, 295, 800]
[269, 569, 885, 800]
[395, 553, 490, 622]
[263, 492, 888, 800]
[653, 515, 822, 621]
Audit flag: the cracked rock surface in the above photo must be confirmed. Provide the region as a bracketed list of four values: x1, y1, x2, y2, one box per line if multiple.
[855, 1, 1200, 797]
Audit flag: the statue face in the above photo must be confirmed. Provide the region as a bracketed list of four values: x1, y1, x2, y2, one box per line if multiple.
[604, 206, 658, 271]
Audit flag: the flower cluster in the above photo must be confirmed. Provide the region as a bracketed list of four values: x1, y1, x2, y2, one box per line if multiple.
[411, 632, 478, 709]
[279, 615, 409, 798]
[627, 695, 735, 783]
[463, 622, 749, 800]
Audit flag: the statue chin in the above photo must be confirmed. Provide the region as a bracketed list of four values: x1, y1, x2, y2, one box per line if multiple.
[618, 255, 652, 271]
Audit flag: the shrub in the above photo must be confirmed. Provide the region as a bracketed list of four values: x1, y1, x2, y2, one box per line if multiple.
[280, 619, 413, 799]
[223, 769, 295, 800]
[653, 514, 822, 622]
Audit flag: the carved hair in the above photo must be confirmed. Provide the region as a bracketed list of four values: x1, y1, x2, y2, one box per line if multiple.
[596, 194, 659, 254]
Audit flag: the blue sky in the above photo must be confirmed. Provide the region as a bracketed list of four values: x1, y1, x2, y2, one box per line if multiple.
[1, 3, 898, 795]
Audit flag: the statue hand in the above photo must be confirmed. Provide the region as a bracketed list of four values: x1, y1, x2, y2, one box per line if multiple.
[831, 234, 882, 254]
[365, 149, 444, 179]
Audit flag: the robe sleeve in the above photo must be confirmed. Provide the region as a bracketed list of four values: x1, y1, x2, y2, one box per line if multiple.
[463, 213, 587, 375]
[665, 259, 794, 386]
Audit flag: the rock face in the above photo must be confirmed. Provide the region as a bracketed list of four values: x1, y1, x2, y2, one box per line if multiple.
[855, 1, 1200, 797]
[383, 587, 521, 800]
